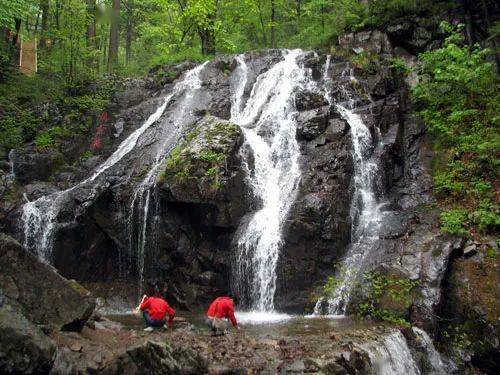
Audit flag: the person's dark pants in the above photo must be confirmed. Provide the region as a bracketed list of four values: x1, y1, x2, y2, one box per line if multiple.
[205, 317, 228, 336]
[143, 311, 166, 327]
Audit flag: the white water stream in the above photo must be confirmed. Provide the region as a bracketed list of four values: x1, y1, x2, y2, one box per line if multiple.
[128, 62, 207, 288]
[312, 57, 385, 315]
[230, 50, 308, 313]
[363, 331, 420, 375]
[21, 63, 207, 265]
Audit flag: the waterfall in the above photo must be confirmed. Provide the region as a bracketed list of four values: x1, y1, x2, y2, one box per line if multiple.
[363, 331, 420, 375]
[313, 62, 385, 314]
[412, 327, 450, 374]
[324, 105, 383, 314]
[20, 63, 207, 266]
[21, 195, 61, 263]
[128, 62, 208, 289]
[230, 50, 309, 311]
[7, 149, 15, 180]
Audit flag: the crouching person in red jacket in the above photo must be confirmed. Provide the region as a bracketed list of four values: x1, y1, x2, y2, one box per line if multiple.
[206, 295, 240, 336]
[139, 291, 175, 332]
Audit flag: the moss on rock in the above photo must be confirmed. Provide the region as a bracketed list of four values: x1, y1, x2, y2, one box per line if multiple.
[161, 115, 241, 200]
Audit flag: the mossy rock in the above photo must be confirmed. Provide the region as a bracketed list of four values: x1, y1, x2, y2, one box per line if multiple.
[161, 115, 242, 201]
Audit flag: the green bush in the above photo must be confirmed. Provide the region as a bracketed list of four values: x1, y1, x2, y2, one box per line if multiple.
[440, 209, 469, 237]
[413, 23, 500, 236]
[355, 271, 419, 327]
[35, 132, 55, 150]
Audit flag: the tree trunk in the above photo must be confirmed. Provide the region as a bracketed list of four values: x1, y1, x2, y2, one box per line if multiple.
[270, 0, 276, 48]
[86, 0, 96, 47]
[199, 29, 215, 55]
[107, 0, 120, 72]
[198, 0, 216, 55]
[461, 0, 474, 47]
[39, 0, 49, 48]
[257, 0, 267, 46]
[125, 0, 134, 64]
[480, 0, 499, 72]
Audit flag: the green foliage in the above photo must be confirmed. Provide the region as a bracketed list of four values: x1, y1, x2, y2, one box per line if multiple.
[163, 121, 239, 190]
[0, 0, 33, 28]
[413, 23, 500, 236]
[442, 327, 472, 350]
[390, 57, 409, 75]
[354, 271, 419, 327]
[440, 209, 469, 237]
[35, 131, 54, 150]
[0, 97, 37, 149]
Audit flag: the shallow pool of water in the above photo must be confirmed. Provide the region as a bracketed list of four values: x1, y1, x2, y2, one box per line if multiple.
[107, 310, 372, 340]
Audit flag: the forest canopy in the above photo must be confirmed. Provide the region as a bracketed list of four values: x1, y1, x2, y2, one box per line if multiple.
[1, 0, 447, 80]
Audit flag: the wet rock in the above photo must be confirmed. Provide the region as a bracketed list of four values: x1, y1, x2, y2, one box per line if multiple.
[161, 115, 246, 228]
[0, 302, 56, 373]
[296, 106, 330, 140]
[440, 250, 499, 373]
[0, 234, 95, 331]
[463, 244, 477, 258]
[148, 61, 198, 89]
[24, 181, 59, 201]
[324, 118, 349, 142]
[295, 90, 328, 111]
[100, 340, 208, 374]
[10, 147, 65, 184]
[338, 30, 393, 56]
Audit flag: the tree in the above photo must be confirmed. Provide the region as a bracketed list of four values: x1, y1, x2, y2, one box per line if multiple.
[125, 0, 134, 64]
[86, 0, 96, 47]
[270, 0, 276, 47]
[108, 0, 120, 72]
[39, 0, 49, 48]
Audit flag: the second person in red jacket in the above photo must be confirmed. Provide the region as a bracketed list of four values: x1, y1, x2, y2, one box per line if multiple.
[139, 291, 175, 332]
[206, 295, 240, 335]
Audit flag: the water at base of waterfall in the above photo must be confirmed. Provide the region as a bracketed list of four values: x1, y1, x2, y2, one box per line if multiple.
[235, 311, 293, 325]
[230, 50, 308, 312]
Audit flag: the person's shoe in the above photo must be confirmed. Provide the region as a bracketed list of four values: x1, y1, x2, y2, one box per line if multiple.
[163, 324, 169, 329]
[143, 326, 154, 332]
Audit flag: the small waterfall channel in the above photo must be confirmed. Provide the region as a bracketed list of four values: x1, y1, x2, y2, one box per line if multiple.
[20, 63, 208, 272]
[313, 63, 385, 315]
[230, 50, 311, 313]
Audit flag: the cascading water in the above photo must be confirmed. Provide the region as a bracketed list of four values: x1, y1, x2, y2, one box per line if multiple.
[20, 63, 207, 268]
[412, 327, 450, 374]
[128, 62, 208, 289]
[363, 331, 420, 375]
[313, 62, 385, 315]
[230, 50, 310, 312]
[323, 105, 383, 315]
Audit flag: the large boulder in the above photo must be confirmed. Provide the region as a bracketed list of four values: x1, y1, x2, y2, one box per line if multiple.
[160, 115, 246, 228]
[440, 245, 499, 373]
[0, 302, 56, 374]
[0, 234, 95, 331]
[100, 340, 208, 374]
[10, 148, 65, 184]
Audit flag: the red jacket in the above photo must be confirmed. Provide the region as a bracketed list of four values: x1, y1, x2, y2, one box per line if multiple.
[140, 297, 175, 326]
[206, 297, 237, 327]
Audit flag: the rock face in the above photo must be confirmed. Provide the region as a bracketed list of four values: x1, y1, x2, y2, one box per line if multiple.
[0, 303, 56, 374]
[0, 234, 95, 331]
[439, 245, 499, 373]
[161, 115, 246, 226]
[100, 340, 208, 374]
[0, 234, 95, 373]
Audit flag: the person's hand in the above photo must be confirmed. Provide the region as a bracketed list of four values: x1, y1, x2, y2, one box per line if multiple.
[235, 326, 241, 331]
